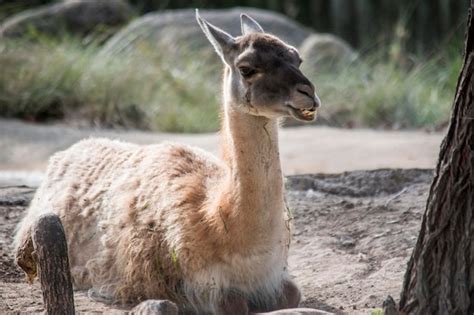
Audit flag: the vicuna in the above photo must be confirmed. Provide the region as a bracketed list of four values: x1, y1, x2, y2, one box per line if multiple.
[14, 11, 321, 314]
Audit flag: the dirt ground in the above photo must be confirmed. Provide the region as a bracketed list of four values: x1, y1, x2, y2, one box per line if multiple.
[0, 119, 442, 186]
[0, 169, 432, 314]
[0, 120, 438, 313]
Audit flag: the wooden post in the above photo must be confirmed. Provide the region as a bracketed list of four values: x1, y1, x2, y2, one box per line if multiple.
[16, 213, 75, 314]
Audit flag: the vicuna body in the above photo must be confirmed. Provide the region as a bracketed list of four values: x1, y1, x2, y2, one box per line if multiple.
[14, 12, 320, 314]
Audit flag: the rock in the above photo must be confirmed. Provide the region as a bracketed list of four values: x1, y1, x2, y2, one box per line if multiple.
[340, 235, 356, 247]
[0, 0, 134, 38]
[0, 186, 35, 206]
[254, 308, 335, 315]
[101, 7, 311, 59]
[299, 34, 357, 73]
[131, 299, 179, 315]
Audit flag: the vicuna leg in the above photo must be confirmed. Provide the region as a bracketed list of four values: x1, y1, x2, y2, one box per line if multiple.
[218, 290, 249, 315]
[249, 279, 301, 312]
[276, 279, 301, 309]
[15, 213, 75, 315]
[15, 225, 36, 283]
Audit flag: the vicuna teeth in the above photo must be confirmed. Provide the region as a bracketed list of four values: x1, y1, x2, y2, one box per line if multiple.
[300, 109, 315, 116]
[300, 109, 315, 114]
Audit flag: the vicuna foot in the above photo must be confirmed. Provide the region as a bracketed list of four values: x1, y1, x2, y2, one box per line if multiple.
[249, 280, 301, 312]
[218, 290, 249, 315]
[276, 279, 301, 309]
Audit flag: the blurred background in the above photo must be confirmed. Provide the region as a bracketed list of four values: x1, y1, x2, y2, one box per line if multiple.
[0, 0, 468, 131]
[1, 2, 467, 312]
[0, 0, 469, 180]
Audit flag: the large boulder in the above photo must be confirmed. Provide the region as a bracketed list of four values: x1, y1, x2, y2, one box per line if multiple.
[299, 34, 357, 73]
[101, 7, 311, 58]
[0, 0, 134, 38]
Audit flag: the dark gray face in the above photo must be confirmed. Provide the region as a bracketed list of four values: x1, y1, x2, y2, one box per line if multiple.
[232, 33, 320, 121]
[196, 11, 321, 121]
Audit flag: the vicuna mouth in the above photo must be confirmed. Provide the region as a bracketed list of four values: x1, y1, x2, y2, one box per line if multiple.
[287, 105, 317, 121]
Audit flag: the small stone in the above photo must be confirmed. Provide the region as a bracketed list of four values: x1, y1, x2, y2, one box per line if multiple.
[340, 235, 356, 247]
[131, 300, 179, 315]
[343, 201, 355, 209]
[257, 308, 335, 314]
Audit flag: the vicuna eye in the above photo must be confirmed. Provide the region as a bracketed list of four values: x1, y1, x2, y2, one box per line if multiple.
[239, 67, 257, 78]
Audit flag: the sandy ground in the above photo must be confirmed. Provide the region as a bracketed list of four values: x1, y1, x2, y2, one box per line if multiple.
[0, 119, 442, 185]
[0, 169, 431, 314]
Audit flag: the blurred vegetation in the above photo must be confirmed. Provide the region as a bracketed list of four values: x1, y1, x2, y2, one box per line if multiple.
[0, 0, 466, 132]
[0, 29, 461, 132]
[0, 35, 219, 132]
[313, 51, 460, 129]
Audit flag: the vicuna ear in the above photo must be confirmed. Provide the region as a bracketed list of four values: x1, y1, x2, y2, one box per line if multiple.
[196, 9, 236, 64]
[241, 13, 264, 35]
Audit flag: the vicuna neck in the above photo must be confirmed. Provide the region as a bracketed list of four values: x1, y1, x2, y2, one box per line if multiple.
[218, 70, 284, 225]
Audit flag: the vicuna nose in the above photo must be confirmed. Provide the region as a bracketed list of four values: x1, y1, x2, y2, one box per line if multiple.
[296, 84, 320, 108]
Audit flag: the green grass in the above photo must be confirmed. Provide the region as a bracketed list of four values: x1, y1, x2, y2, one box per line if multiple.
[0, 35, 462, 132]
[310, 50, 461, 129]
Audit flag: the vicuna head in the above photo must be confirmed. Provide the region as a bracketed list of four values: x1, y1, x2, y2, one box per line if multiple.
[196, 10, 321, 122]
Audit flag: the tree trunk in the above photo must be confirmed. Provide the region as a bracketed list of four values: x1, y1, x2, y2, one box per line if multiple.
[399, 1, 474, 314]
[16, 214, 75, 315]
